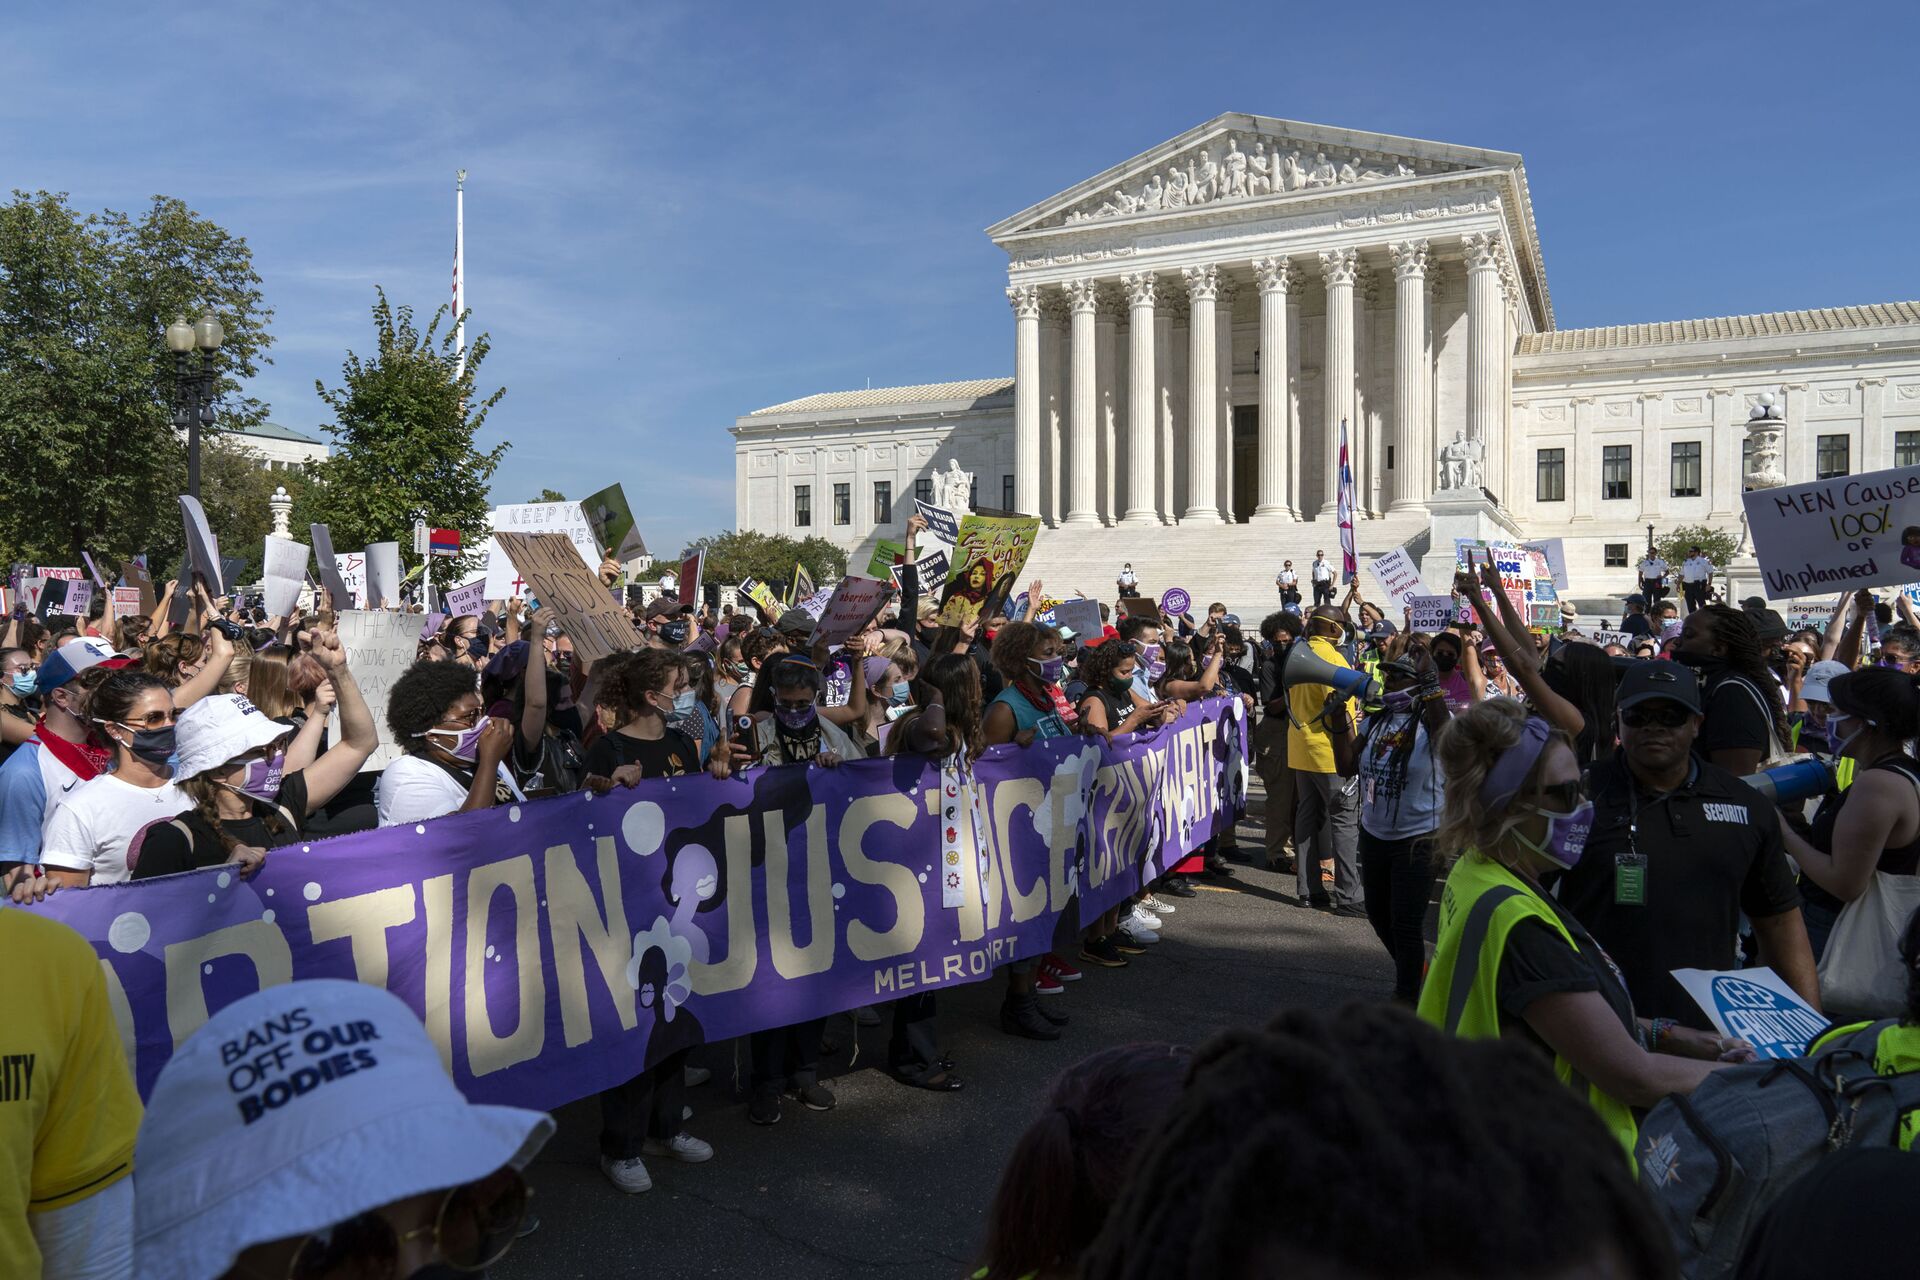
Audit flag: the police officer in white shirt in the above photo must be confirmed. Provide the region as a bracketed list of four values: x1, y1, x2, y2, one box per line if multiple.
[1636, 550, 1669, 609]
[1116, 562, 1138, 599]
[1276, 561, 1300, 608]
[1680, 546, 1713, 613]
[1310, 551, 1335, 606]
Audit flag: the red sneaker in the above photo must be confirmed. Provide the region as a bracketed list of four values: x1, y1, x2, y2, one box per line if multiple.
[1043, 952, 1084, 983]
[1035, 970, 1065, 996]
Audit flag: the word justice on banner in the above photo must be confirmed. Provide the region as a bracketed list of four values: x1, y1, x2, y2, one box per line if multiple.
[1742, 465, 1920, 598]
[32, 697, 1249, 1111]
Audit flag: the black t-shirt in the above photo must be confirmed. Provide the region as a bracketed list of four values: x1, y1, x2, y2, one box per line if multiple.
[1556, 755, 1801, 1027]
[584, 728, 699, 781]
[134, 772, 311, 880]
[1620, 613, 1653, 638]
[1496, 889, 1639, 1060]
[1696, 670, 1778, 761]
[1804, 756, 1920, 914]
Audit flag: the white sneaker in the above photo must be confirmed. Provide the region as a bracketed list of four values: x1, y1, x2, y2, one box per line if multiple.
[1116, 916, 1160, 946]
[1130, 904, 1164, 931]
[600, 1155, 653, 1193]
[1141, 893, 1176, 915]
[642, 1132, 714, 1164]
[684, 1064, 713, 1087]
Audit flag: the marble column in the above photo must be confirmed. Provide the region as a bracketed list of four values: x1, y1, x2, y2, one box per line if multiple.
[1464, 232, 1506, 478]
[1215, 278, 1236, 522]
[1064, 278, 1099, 524]
[1008, 284, 1041, 517]
[1153, 306, 1175, 523]
[1389, 240, 1429, 512]
[1286, 288, 1304, 517]
[1318, 248, 1359, 517]
[1181, 266, 1221, 522]
[1122, 273, 1158, 525]
[1251, 257, 1296, 521]
[1042, 300, 1068, 525]
[1096, 296, 1119, 524]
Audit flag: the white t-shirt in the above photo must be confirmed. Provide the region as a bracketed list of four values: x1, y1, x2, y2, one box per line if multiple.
[1682, 555, 1712, 582]
[376, 755, 471, 827]
[1277, 569, 1298, 587]
[1637, 556, 1668, 581]
[39, 773, 189, 885]
[1311, 559, 1333, 583]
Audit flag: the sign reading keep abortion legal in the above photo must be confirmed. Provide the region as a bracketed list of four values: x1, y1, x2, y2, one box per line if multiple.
[1743, 464, 1920, 598]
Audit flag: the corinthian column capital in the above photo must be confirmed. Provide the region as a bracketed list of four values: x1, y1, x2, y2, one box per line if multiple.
[1182, 264, 1218, 303]
[1318, 247, 1359, 288]
[1253, 256, 1301, 296]
[1462, 230, 1504, 273]
[1390, 239, 1430, 281]
[1006, 283, 1041, 319]
[1063, 277, 1099, 314]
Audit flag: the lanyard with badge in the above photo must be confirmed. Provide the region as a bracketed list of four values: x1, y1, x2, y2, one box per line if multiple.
[1615, 773, 1669, 907]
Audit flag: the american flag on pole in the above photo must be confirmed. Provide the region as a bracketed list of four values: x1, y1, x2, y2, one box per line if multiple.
[1336, 418, 1357, 583]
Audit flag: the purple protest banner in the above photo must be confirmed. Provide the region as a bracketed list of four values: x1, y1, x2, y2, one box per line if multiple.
[26, 698, 1246, 1111]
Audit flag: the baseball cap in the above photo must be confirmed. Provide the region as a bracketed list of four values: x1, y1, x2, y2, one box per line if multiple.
[776, 609, 816, 636]
[36, 636, 134, 692]
[1625, 593, 1646, 607]
[134, 979, 554, 1280]
[1615, 660, 1702, 714]
[172, 694, 291, 780]
[1800, 659, 1850, 705]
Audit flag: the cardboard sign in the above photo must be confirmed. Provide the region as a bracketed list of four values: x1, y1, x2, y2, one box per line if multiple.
[1159, 587, 1192, 618]
[111, 587, 143, 619]
[1367, 547, 1426, 610]
[678, 549, 705, 609]
[1520, 538, 1570, 591]
[937, 511, 1040, 627]
[1407, 595, 1454, 633]
[890, 547, 949, 595]
[580, 482, 648, 563]
[444, 579, 488, 619]
[124, 559, 156, 616]
[1048, 597, 1104, 639]
[331, 610, 430, 772]
[810, 575, 893, 648]
[481, 502, 599, 598]
[915, 500, 960, 546]
[178, 495, 224, 594]
[1742, 464, 1920, 598]
[333, 553, 368, 610]
[363, 542, 401, 610]
[310, 525, 355, 610]
[1118, 596, 1159, 620]
[494, 531, 643, 663]
[1672, 966, 1830, 1061]
[262, 537, 309, 618]
[866, 539, 908, 580]
[38, 566, 84, 581]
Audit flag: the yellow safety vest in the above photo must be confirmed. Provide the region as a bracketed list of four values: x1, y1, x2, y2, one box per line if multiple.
[1417, 851, 1640, 1157]
[1809, 1020, 1920, 1151]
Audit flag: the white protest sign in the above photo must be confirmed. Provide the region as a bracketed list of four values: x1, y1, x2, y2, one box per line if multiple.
[310, 525, 355, 610]
[62, 581, 93, 617]
[1407, 595, 1453, 633]
[333, 553, 367, 609]
[481, 502, 599, 598]
[796, 586, 835, 620]
[1048, 597, 1104, 638]
[1783, 600, 1836, 633]
[1367, 547, 1426, 609]
[262, 537, 309, 617]
[178, 495, 224, 594]
[111, 587, 143, 619]
[1520, 538, 1570, 591]
[444, 579, 488, 618]
[18, 577, 47, 614]
[1588, 630, 1634, 649]
[364, 541, 401, 609]
[1672, 966, 1830, 1061]
[1742, 464, 1920, 598]
[331, 610, 429, 771]
[37, 566, 84, 581]
[810, 575, 892, 648]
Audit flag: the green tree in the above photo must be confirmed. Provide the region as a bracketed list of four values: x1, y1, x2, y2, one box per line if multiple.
[527, 488, 568, 503]
[307, 289, 505, 580]
[681, 529, 848, 590]
[0, 190, 273, 566]
[1655, 523, 1739, 572]
[197, 443, 318, 583]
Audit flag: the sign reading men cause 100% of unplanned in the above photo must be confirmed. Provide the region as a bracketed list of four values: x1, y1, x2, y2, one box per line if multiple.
[494, 531, 643, 662]
[1743, 464, 1920, 598]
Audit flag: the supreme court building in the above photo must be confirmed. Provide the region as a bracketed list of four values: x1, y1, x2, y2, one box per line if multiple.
[732, 114, 1920, 607]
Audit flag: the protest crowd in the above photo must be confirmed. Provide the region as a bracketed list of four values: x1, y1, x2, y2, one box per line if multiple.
[6, 497, 1920, 1280]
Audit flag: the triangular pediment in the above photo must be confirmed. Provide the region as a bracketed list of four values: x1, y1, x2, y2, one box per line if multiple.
[987, 113, 1523, 239]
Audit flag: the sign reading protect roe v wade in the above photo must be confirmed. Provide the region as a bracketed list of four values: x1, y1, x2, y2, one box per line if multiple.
[1743, 464, 1920, 598]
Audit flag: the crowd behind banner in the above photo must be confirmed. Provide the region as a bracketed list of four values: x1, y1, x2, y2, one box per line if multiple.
[5, 498, 1920, 1279]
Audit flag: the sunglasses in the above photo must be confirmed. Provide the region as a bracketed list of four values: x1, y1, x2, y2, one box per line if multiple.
[283, 1168, 528, 1280]
[1532, 779, 1588, 813]
[1620, 702, 1692, 730]
[120, 710, 179, 730]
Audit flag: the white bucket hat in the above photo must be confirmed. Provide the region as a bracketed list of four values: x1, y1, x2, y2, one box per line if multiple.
[133, 979, 553, 1280]
[171, 693, 292, 780]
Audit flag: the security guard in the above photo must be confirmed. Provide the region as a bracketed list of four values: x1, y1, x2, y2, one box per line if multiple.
[1553, 662, 1819, 1028]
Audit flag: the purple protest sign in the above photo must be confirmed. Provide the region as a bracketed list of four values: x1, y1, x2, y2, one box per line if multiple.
[1159, 587, 1191, 618]
[27, 699, 1246, 1111]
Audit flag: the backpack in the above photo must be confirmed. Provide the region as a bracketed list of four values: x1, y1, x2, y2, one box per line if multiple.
[1634, 1019, 1920, 1279]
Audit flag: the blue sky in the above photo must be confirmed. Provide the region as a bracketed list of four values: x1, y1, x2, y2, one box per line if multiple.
[6, 1, 1915, 558]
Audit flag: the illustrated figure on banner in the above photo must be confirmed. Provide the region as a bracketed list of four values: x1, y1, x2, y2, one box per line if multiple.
[1438, 433, 1484, 491]
[937, 459, 975, 516]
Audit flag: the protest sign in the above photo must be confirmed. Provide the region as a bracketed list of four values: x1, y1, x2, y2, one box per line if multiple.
[678, 549, 705, 608]
[811, 575, 892, 648]
[890, 547, 949, 595]
[1742, 464, 1920, 598]
[1118, 596, 1159, 620]
[738, 577, 783, 619]
[111, 587, 143, 619]
[220, 557, 249, 599]
[494, 531, 644, 662]
[364, 542, 402, 609]
[262, 537, 310, 617]
[1587, 629, 1633, 649]
[121, 558, 155, 616]
[580, 482, 648, 563]
[80, 551, 108, 587]
[482, 501, 600, 598]
[444, 579, 488, 618]
[1048, 597, 1104, 638]
[26, 696, 1244, 1110]
[1520, 538, 1570, 592]
[25, 577, 56, 618]
[866, 540, 908, 580]
[331, 611, 428, 772]
[938, 512, 1041, 626]
[309, 525, 355, 610]
[1672, 967, 1830, 1061]
[1783, 599, 1837, 633]
[796, 586, 835, 620]
[38, 566, 84, 581]
[333, 552, 368, 610]
[178, 495, 224, 594]
[62, 581, 94, 618]
[790, 563, 816, 606]
[1367, 547, 1426, 610]
[1407, 595, 1453, 633]
[1159, 587, 1192, 618]
[915, 499, 960, 545]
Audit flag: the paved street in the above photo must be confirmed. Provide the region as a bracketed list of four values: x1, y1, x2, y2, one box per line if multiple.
[498, 790, 1392, 1279]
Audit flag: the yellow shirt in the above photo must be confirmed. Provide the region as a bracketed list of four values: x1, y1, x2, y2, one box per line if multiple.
[1, 911, 143, 1279]
[1285, 636, 1356, 774]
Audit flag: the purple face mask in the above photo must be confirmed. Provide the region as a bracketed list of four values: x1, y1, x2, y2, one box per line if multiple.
[774, 703, 818, 731]
[230, 752, 285, 802]
[1516, 799, 1595, 870]
[1382, 689, 1416, 713]
[424, 722, 487, 762]
[1031, 655, 1066, 684]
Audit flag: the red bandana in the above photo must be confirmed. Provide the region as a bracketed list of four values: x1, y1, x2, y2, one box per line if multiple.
[34, 718, 111, 781]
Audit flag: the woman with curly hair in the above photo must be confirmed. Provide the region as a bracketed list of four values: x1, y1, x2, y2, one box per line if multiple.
[142, 628, 237, 710]
[984, 621, 1073, 747]
[373, 659, 516, 826]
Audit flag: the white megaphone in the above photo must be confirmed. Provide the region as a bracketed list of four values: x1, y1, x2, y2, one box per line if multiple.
[1281, 642, 1381, 704]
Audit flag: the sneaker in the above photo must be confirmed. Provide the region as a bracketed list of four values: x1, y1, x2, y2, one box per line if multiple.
[1116, 916, 1160, 947]
[1110, 933, 1148, 956]
[1129, 904, 1164, 931]
[684, 1064, 713, 1088]
[1161, 877, 1198, 899]
[1140, 894, 1175, 915]
[1078, 936, 1129, 968]
[790, 1081, 837, 1111]
[1033, 999, 1069, 1026]
[1000, 996, 1061, 1041]
[1035, 969, 1065, 996]
[599, 1155, 653, 1194]
[748, 1087, 782, 1126]
[1042, 952, 1083, 982]
[642, 1132, 714, 1163]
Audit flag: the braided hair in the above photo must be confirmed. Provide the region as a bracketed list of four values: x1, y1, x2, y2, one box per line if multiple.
[1691, 604, 1789, 748]
[1079, 1003, 1675, 1280]
[1357, 646, 1443, 825]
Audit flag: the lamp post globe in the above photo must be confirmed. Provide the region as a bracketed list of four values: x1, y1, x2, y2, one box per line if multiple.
[166, 315, 196, 353]
[194, 312, 225, 351]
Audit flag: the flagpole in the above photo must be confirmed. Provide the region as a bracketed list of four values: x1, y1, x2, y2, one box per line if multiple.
[453, 169, 467, 380]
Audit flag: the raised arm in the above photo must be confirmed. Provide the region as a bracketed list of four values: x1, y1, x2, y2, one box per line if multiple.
[518, 608, 552, 755]
[172, 627, 235, 710]
[297, 626, 379, 810]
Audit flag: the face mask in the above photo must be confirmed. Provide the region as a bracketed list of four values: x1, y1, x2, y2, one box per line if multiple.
[9, 671, 36, 696]
[228, 752, 286, 802]
[669, 690, 698, 717]
[424, 722, 487, 762]
[116, 724, 176, 765]
[774, 703, 818, 731]
[1828, 714, 1869, 758]
[1383, 689, 1416, 712]
[1513, 799, 1595, 870]
[889, 681, 912, 706]
[1137, 644, 1165, 678]
[1109, 676, 1136, 697]
[1031, 655, 1066, 684]
[1433, 649, 1459, 673]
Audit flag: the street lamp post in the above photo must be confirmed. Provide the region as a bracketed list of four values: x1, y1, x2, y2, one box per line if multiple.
[167, 312, 226, 500]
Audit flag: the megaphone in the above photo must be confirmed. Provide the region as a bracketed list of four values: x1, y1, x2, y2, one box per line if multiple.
[1745, 756, 1836, 806]
[1282, 643, 1381, 704]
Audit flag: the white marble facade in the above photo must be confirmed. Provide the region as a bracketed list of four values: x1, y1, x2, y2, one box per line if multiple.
[732, 114, 1920, 592]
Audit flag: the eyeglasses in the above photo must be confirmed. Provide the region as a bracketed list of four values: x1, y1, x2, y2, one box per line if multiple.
[1620, 703, 1692, 730]
[437, 707, 483, 729]
[284, 1168, 529, 1280]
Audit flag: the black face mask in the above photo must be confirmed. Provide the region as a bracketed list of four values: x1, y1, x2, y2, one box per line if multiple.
[120, 725, 176, 765]
[1432, 650, 1459, 673]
